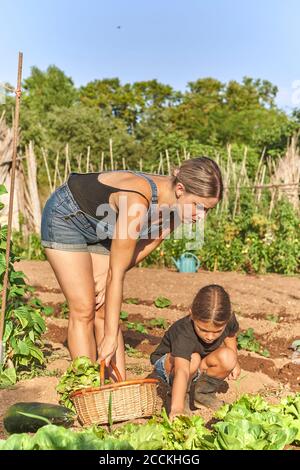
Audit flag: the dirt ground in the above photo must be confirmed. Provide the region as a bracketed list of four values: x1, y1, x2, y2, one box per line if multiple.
[1, 260, 300, 439]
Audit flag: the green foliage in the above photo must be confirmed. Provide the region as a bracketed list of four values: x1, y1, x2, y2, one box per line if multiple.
[143, 197, 300, 275]
[124, 344, 145, 358]
[1, 66, 296, 185]
[237, 329, 270, 357]
[148, 317, 168, 329]
[0, 185, 46, 386]
[56, 357, 101, 411]
[12, 231, 46, 261]
[126, 322, 148, 334]
[124, 297, 139, 305]
[0, 425, 132, 450]
[2, 394, 300, 450]
[120, 311, 129, 321]
[154, 297, 172, 309]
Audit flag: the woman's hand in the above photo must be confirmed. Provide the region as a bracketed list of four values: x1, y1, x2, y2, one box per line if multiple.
[229, 361, 241, 380]
[98, 336, 118, 367]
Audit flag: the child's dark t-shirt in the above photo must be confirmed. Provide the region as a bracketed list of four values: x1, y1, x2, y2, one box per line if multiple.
[150, 314, 239, 365]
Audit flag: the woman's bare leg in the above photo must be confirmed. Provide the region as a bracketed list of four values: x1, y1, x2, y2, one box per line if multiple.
[45, 248, 97, 360]
[91, 253, 126, 379]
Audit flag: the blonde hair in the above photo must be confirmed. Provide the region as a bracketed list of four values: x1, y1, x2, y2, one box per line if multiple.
[173, 157, 223, 200]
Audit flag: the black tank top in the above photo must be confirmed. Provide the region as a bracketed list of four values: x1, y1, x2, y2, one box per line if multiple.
[67, 172, 151, 221]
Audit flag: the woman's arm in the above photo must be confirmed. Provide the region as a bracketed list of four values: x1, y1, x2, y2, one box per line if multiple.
[127, 214, 177, 270]
[98, 194, 149, 365]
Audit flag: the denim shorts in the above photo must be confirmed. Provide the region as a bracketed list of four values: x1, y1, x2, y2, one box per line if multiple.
[154, 354, 201, 386]
[41, 178, 111, 255]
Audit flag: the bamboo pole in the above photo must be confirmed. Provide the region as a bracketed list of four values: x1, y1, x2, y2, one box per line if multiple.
[122, 157, 126, 170]
[41, 148, 53, 193]
[109, 139, 114, 170]
[53, 151, 62, 188]
[165, 149, 171, 175]
[100, 151, 104, 172]
[64, 143, 70, 181]
[77, 153, 82, 172]
[0, 52, 23, 365]
[86, 146, 90, 173]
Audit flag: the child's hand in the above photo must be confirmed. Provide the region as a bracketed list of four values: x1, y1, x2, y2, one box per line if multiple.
[229, 362, 241, 380]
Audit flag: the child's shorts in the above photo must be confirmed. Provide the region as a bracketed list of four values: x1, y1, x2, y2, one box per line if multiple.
[154, 354, 201, 386]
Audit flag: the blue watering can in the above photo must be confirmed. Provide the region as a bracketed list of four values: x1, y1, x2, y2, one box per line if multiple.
[172, 252, 200, 273]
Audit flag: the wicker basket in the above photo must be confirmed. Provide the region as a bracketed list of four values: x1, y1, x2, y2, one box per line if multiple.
[70, 361, 159, 425]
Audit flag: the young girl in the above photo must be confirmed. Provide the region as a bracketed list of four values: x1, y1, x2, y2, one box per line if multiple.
[150, 284, 241, 419]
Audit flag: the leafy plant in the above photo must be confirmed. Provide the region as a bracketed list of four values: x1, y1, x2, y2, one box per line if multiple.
[0, 425, 132, 450]
[124, 344, 145, 358]
[120, 311, 129, 321]
[2, 394, 300, 450]
[126, 322, 148, 334]
[56, 357, 101, 411]
[148, 317, 168, 329]
[266, 314, 279, 323]
[237, 328, 270, 357]
[124, 298, 139, 305]
[154, 297, 172, 309]
[0, 185, 48, 386]
[59, 301, 69, 319]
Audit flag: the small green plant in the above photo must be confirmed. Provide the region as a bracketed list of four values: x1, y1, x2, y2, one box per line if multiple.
[124, 298, 139, 305]
[237, 328, 270, 357]
[125, 344, 145, 358]
[126, 322, 148, 334]
[0, 184, 47, 387]
[59, 301, 69, 319]
[148, 317, 168, 329]
[154, 297, 172, 309]
[266, 314, 279, 323]
[120, 311, 129, 321]
[28, 297, 54, 317]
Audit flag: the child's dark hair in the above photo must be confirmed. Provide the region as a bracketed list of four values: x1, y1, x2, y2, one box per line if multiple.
[191, 284, 231, 325]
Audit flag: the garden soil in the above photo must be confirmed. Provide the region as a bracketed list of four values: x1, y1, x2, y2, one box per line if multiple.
[0, 261, 299, 438]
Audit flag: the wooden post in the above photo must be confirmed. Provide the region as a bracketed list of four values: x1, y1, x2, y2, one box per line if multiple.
[26, 142, 42, 232]
[53, 151, 62, 188]
[86, 146, 90, 173]
[0, 52, 23, 365]
[77, 153, 82, 172]
[41, 148, 53, 193]
[100, 152, 104, 172]
[109, 139, 114, 170]
[165, 149, 171, 175]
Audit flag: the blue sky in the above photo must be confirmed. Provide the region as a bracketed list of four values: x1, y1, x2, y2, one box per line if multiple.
[0, 0, 298, 111]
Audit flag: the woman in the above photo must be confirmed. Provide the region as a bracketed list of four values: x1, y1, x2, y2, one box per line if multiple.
[41, 157, 223, 379]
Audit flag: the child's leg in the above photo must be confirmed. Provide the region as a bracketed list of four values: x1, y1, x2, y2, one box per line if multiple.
[200, 347, 237, 379]
[193, 348, 237, 410]
[165, 352, 201, 383]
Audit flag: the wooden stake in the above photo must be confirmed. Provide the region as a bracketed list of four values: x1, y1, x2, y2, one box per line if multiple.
[165, 149, 171, 175]
[100, 152, 104, 172]
[41, 148, 53, 193]
[0, 52, 23, 364]
[109, 139, 114, 170]
[86, 146, 90, 173]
